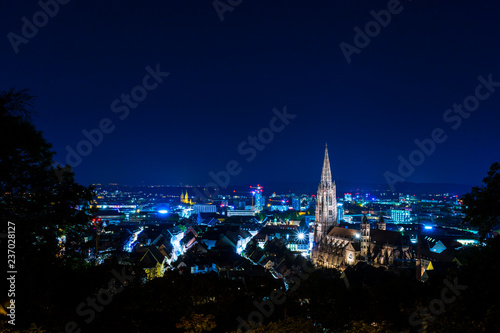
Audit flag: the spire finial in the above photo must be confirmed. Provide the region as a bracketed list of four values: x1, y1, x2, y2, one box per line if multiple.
[320, 145, 332, 184]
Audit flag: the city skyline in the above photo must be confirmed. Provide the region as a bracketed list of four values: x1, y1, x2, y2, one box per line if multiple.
[2, 1, 500, 331]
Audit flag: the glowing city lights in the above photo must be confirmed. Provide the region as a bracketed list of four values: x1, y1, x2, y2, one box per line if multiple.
[124, 227, 144, 252]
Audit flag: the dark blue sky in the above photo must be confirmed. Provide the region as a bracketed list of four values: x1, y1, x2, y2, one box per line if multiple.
[2, 0, 499, 189]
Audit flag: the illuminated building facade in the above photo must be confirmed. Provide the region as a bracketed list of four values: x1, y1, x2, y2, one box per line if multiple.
[312, 215, 411, 269]
[192, 204, 217, 214]
[391, 208, 411, 223]
[312, 147, 411, 269]
[337, 202, 344, 223]
[180, 190, 193, 205]
[313, 145, 337, 244]
[252, 185, 264, 212]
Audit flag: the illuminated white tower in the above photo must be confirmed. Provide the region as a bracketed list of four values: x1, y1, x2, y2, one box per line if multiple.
[252, 185, 263, 213]
[360, 214, 370, 257]
[314, 144, 337, 244]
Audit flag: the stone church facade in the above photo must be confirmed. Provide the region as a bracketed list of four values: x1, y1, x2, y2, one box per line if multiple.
[312, 146, 412, 269]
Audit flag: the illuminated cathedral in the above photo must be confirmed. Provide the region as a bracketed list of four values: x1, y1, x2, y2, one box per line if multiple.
[313, 144, 337, 244]
[311, 145, 411, 269]
[180, 190, 193, 205]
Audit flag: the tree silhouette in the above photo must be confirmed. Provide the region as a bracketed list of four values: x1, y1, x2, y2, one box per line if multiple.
[0, 89, 97, 329]
[462, 162, 500, 241]
[0, 89, 94, 268]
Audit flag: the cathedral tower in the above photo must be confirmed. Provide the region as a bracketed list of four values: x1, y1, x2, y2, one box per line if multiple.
[314, 144, 337, 244]
[360, 214, 371, 257]
[377, 212, 386, 230]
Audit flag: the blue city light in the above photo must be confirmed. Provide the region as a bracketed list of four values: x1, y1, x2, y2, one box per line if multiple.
[158, 209, 168, 214]
[424, 225, 433, 230]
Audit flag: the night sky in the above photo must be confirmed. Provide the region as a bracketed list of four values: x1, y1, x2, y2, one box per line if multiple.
[2, 0, 500, 189]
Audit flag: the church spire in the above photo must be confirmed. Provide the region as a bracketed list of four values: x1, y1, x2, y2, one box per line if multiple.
[320, 144, 332, 184]
[313, 144, 337, 245]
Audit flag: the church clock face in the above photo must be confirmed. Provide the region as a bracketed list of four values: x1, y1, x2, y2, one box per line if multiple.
[348, 253, 353, 260]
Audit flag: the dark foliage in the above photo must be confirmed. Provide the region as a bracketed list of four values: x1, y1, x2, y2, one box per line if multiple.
[0, 89, 94, 329]
[462, 162, 500, 241]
